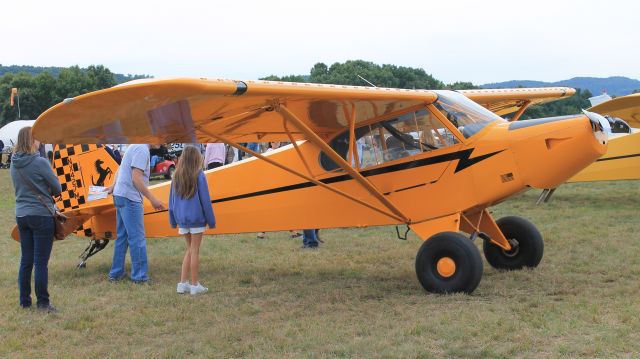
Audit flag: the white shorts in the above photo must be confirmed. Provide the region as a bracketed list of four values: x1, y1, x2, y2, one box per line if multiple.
[178, 227, 206, 235]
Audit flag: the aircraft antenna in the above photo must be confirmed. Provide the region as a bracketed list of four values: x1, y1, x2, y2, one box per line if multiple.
[357, 74, 377, 87]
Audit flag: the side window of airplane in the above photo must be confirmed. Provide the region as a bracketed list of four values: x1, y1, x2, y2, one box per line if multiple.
[319, 108, 459, 171]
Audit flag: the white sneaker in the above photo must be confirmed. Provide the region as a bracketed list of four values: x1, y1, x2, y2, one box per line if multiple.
[176, 282, 191, 294]
[190, 283, 208, 295]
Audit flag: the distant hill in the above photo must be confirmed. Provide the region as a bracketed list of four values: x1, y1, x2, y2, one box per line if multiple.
[481, 76, 640, 97]
[0, 64, 150, 84]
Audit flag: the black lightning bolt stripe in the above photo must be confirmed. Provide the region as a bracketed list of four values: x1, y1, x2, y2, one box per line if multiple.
[209, 148, 504, 205]
[144, 147, 504, 214]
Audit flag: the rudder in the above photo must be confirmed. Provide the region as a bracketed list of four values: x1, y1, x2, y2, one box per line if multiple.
[52, 144, 119, 239]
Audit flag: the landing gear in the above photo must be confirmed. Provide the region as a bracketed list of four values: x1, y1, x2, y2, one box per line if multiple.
[415, 232, 483, 294]
[482, 216, 544, 270]
[77, 240, 110, 269]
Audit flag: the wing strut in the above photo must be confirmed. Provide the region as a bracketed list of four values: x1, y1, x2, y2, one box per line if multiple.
[347, 104, 360, 169]
[278, 104, 411, 224]
[196, 128, 405, 223]
[282, 118, 314, 178]
[509, 100, 531, 122]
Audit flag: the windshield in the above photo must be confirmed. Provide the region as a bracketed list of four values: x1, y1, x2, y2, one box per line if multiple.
[433, 90, 505, 138]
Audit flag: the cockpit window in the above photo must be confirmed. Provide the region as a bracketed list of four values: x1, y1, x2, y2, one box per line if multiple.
[433, 90, 505, 138]
[320, 107, 459, 171]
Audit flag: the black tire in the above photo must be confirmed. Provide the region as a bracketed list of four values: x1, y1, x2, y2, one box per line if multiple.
[415, 232, 483, 294]
[165, 166, 175, 179]
[483, 216, 544, 270]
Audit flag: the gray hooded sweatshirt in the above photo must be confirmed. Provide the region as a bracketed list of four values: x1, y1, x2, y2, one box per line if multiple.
[10, 152, 62, 217]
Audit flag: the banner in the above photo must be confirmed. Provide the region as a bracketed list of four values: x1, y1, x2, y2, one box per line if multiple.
[10, 88, 18, 107]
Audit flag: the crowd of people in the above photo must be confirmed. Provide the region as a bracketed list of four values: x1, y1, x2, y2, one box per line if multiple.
[9, 129, 320, 312]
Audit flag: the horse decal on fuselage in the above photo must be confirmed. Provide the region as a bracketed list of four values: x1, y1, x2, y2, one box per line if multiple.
[92, 159, 112, 186]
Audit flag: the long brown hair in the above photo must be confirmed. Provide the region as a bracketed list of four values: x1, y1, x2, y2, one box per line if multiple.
[173, 145, 203, 199]
[14, 126, 36, 154]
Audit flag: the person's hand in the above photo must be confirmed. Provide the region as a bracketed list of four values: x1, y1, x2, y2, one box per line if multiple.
[150, 198, 166, 211]
[106, 185, 114, 194]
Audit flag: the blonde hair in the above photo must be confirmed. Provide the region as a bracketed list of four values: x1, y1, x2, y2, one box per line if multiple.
[14, 127, 36, 154]
[173, 145, 203, 199]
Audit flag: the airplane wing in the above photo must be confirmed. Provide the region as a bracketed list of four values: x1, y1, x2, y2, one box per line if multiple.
[460, 87, 575, 117]
[588, 92, 640, 128]
[33, 78, 438, 144]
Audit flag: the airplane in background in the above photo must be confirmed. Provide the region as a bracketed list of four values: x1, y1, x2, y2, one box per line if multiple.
[465, 89, 639, 202]
[567, 93, 640, 183]
[14, 79, 610, 294]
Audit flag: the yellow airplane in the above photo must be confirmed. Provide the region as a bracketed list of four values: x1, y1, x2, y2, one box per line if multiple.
[568, 93, 640, 182]
[464, 88, 640, 184]
[16, 79, 610, 294]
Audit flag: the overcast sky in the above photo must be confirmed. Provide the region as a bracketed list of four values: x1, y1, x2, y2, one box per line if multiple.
[3, 0, 638, 85]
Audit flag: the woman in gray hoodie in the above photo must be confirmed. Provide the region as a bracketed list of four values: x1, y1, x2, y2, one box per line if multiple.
[10, 127, 61, 312]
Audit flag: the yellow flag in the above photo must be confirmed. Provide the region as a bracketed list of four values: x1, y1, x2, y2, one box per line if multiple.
[10, 88, 17, 107]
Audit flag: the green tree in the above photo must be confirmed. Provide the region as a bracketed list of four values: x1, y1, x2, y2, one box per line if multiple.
[0, 64, 122, 126]
[521, 89, 593, 120]
[262, 60, 445, 90]
[446, 81, 479, 90]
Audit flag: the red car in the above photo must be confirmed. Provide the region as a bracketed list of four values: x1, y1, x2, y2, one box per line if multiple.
[150, 153, 177, 179]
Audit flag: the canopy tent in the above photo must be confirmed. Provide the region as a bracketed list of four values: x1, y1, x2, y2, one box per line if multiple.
[0, 120, 36, 149]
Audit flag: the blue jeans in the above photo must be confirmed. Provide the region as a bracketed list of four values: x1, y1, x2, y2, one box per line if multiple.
[246, 142, 259, 157]
[303, 229, 319, 247]
[109, 196, 149, 282]
[150, 155, 160, 169]
[17, 215, 54, 308]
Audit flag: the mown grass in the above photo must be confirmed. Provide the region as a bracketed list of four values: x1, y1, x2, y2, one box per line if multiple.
[1, 170, 639, 358]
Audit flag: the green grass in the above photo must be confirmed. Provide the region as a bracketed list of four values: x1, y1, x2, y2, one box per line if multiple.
[1, 170, 639, 358]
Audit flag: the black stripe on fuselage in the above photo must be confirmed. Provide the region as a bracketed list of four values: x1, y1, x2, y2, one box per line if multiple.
[596, 153, 640, 162]
[144, 147, 504, 214]
[210, 148, 504, 204]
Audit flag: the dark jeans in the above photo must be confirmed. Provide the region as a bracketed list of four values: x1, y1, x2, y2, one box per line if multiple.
[303, 229, 319, 247]
[207, 162, 223, 170]
[16, 215, 54, 308]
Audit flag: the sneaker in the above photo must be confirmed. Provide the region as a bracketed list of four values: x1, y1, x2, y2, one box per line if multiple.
[37, 304, 58, 313]
[190, 283, 208, 295]
[108, 275, 124, 282]
[177, 282, 191, 294]
[290, 232, 302, 239]
[301, 244, 319, 250]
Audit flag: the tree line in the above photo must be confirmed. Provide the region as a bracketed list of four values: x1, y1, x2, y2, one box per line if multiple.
[260, 60, 592, 120]
[0, 65, 148, 126]
[1, 60, 593, 127]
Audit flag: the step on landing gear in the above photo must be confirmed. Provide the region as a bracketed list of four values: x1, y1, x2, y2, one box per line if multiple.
[77, 240, 110, 269]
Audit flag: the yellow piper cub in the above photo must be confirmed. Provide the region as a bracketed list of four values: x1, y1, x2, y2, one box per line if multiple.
[22, 79, 609, 294]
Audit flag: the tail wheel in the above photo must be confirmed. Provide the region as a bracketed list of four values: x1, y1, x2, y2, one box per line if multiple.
[165, 166, 175, 179]
[415, 232, 483, 294]
[483, 216, 544, 270]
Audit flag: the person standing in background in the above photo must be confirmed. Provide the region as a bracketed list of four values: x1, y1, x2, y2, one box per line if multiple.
[204, 143, 226, 170]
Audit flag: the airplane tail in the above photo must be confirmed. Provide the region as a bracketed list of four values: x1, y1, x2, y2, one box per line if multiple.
[11, 144, 119, 242]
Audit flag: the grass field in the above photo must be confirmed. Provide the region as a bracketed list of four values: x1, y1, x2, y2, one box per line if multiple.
[1, 169, 639, 358]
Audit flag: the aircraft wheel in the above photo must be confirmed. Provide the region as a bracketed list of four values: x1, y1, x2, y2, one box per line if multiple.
[415, 232, 483, 294]
[483, 216, 544, 270]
